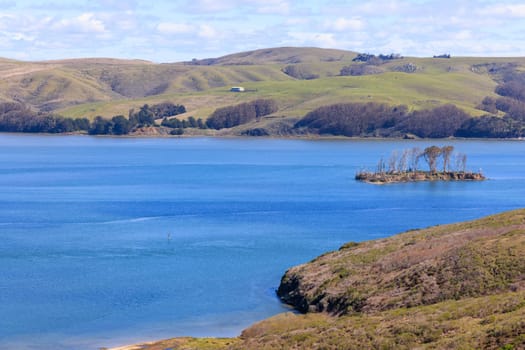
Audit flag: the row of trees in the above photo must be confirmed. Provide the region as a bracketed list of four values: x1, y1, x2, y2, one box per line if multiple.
[375, 145, 467, 174]
[161, 116, 206, 129]
[89, 102, 186, 135]
[341, 52, 404, 77]
[294, 102, 525, 138]
[356, 145, 485, 183]
[352, 53, 403, 64]
[0, 101, 187, 135]
[294, 102, 407, 136]
[0, 99, 279, 136]
[206, 99, 278, 129]
[0, 102, 90, 133]
[89, 99, 279, 135]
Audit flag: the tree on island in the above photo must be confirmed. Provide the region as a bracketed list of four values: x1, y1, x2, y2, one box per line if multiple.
[422, 146, 443, 173]
[409, 147, 422, 172]
[356, 145, 483, 184]
[441, 145, 454, 172]
[455, 152, 468, 173]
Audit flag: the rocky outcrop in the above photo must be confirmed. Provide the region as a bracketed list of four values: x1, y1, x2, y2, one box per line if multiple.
[277, 209, 525, 315]
[110, 210, 525, 350]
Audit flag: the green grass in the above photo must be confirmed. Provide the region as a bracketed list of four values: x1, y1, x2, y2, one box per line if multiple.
[2, 48, 525, 124]
[57, 59, 500, 120]
[124, 291, 524, 350]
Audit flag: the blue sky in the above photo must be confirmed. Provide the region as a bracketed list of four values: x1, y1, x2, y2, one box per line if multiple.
[1, 0, 524, 62]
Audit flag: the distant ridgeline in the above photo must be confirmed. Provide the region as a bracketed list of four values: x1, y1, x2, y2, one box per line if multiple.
[1, 59, 525, 138]
[356, 145, 485, 184]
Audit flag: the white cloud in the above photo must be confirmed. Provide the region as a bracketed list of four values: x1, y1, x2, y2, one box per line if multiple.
[157, 22, 194, 35]
[453, 30, 472, 40]
[198, 24, 220, 39]
[337, 0, 404, 16]
[477, 3, 525, 18]
[287, 31, 338, 48]
[2, 0, 525, 62]
[77, 13, 106, 33]
[53, 13, 106, 33]
[156, 22, 220, 40]
[254, 0, 291, 15]
[8, 31, 35, 41]
[327, 17, 364, 31]
[184, 0, 237, 13]
[284, 17, 310, 26]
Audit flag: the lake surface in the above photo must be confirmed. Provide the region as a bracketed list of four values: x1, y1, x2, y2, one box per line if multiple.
[0, 135, 524, 349]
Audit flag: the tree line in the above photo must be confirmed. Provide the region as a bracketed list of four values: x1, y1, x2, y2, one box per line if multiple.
[294, 102, 525, 138]
[160, 116, 207, 135]
[206, 99, 278, 129]
[0, 101, 186, 135]
[0, 102, 90, 133]
[374, 145, 466, 174]
[340, 52, 404, 77]
[89, 102, 186, 135]
[0, 99, 280, 136]
[352, 53, 403, 63]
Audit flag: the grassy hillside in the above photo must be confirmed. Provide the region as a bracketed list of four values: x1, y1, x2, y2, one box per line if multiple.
[107, 209, 525, 350]
[2, 47, 525, 127]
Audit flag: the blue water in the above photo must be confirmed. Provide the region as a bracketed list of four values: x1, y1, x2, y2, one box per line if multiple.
[0, 135, 524, 349]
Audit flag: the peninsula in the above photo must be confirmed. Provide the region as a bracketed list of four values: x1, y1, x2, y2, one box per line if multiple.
[355, 145, 486, 184]
[107, 209, 525, 350]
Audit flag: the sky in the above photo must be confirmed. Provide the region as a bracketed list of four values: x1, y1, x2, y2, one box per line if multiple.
[0, 0, 524, 62]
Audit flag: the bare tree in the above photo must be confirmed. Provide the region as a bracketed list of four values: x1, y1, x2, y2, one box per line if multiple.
[398, 149, 409, 173]
[377, 157, 386, 174]
[423, 146, 442, 172]
[388, 151, 399, 173]
[409, 147, 422, 172]
[441, 145, 454, 172]
[455, 152, 467, 172]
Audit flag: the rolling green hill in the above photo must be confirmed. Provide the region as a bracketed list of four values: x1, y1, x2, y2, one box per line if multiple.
[106, 209, 525, 350]
[1, 47, 525, 136]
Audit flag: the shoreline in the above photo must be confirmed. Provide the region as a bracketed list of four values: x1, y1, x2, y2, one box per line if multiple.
[0, 130, 525, 142]
[355, 170, 486, 184]
[104, 209, 525, 350]
[105, 343, 154, 350]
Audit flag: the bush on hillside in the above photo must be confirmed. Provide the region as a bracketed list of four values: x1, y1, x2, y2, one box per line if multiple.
[282, 65, 319, 80]
[294, 102, 408, 137]
[0, 102, 89, 133]
[397, 104, 470, 138]
[206, 99, 278, 129]
[455, 115, 524, 138]
[293, 103, 499, 138]
[340, 64, 383, 76]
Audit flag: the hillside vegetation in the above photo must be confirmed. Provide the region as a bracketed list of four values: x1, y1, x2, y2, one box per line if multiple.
[2, 48, 525, 135]
[2, 47, 525, 138]
[108, 209, 525, 350]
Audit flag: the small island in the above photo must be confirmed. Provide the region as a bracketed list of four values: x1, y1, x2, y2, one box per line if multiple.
[356, 145, 486, 184]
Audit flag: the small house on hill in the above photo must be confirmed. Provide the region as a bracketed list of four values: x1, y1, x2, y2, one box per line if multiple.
[230, 86, 245, 92]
